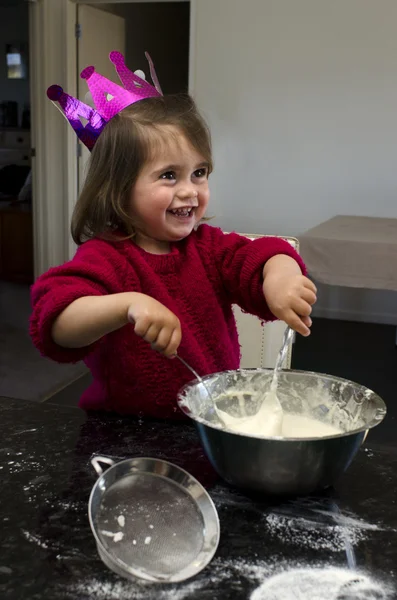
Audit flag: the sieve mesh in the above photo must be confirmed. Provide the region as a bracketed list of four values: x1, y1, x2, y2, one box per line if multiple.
[95, 472, 205, 578]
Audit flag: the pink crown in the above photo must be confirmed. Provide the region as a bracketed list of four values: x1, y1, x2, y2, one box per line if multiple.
[47, 51, 163, 150]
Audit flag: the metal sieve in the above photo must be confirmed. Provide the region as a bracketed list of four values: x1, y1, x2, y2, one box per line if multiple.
[88, 456, 220, 583]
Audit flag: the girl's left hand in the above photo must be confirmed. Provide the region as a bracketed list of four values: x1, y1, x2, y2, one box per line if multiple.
[262, 255, 317, 336]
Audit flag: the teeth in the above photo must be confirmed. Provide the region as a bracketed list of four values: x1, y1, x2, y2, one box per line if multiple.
[170, 208, 192, 216]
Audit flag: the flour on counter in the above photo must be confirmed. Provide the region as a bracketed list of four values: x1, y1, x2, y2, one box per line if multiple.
[66, 557, 394, 600]
[22, 530, 49, 550]
[11, 428, 37, 436]
[66, 557, 274, 600]
[250, 567, 391, 600]
[312, 510, 382, 531]
[68, 579, 205, 600]
[58, 500, 84, 511]
[264, 512, 369, 552]
[0, 566, 13, 574]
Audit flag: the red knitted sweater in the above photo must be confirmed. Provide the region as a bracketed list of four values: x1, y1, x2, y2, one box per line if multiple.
[30, 225, 305, 417]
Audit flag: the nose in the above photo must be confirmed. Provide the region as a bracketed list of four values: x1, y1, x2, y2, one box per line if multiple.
[175, 182, 199, 201]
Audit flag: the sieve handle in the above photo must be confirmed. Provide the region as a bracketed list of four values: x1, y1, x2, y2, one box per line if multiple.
[91, 455, 115, 477]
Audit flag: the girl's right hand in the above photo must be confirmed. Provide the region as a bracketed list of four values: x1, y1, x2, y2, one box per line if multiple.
[127, 294, 182, 358]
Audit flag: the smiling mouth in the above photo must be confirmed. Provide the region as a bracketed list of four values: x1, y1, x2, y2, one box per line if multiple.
[168, 207, 195, 217]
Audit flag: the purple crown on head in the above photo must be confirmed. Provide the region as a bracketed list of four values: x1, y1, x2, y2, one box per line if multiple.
[47, 51, 163, 150]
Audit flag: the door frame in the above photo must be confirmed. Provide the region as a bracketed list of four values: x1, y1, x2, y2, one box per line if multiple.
[30, 0, 195, 276]
[29, 0, 77, 276]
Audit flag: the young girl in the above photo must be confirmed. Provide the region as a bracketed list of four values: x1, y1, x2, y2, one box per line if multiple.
[30, 53, 316, 418]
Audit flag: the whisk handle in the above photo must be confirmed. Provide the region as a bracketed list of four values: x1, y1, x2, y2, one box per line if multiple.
[274, 326, 295, 373]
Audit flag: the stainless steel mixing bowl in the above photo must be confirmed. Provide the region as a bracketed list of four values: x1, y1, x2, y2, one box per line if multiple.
[177, 369, 386, 495]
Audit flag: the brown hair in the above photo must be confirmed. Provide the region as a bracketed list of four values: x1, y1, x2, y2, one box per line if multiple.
[71, 94, 213, 245]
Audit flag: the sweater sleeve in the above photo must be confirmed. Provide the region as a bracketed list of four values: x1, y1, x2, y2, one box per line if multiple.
[196, 225, 307, 320]
[30, 239, 128, 363]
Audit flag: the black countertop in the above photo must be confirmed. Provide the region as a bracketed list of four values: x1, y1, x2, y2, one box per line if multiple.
[1, 397, 396, 599]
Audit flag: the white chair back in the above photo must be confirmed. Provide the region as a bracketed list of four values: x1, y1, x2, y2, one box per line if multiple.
[232, 234, 300, 369]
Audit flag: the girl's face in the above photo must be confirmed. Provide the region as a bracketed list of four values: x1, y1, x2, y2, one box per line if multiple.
[129, 129, 210, 254]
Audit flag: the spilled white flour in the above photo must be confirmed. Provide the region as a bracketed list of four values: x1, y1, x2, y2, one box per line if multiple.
[66, 557, 393, 600]
[22, 530, 49, 550]
[66, 558, 275, 600]
[264, 511, 376, 553]
[250, 567, 390, 600]
[208, 487, 385, 557]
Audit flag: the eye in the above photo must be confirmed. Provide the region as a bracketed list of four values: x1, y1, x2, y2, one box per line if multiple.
[194, 167, 208, 178]
[160, 171, 176, 180]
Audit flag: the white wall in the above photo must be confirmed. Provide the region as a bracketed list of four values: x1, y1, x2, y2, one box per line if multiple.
[0, 2, 30, 126]
[191, 0, 397, 324]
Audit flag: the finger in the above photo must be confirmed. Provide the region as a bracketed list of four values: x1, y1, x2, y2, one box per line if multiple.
[284, 310, 311, 337]
[133, 315, 152, 338]
[301, 315, 312, 328]
[142, 323, 162, 344]
[303, 278, 317, 294]
[163, 326, 182, 358]
[291, 298, 313, 318]
[151, 327, 173, 353]
[300, 288, 317, 306]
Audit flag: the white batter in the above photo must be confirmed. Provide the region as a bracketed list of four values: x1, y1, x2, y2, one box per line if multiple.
[216, 390, 341, 439]
[216, 390, 283, 436]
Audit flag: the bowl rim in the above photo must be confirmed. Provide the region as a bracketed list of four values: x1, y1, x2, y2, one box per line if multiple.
[176, 368, 387, 442]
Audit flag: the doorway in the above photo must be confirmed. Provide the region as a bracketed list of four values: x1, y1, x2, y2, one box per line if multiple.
[28, 0, 191, 278]
[0, 0, 33, 285]
[75, 1, 190, 192]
